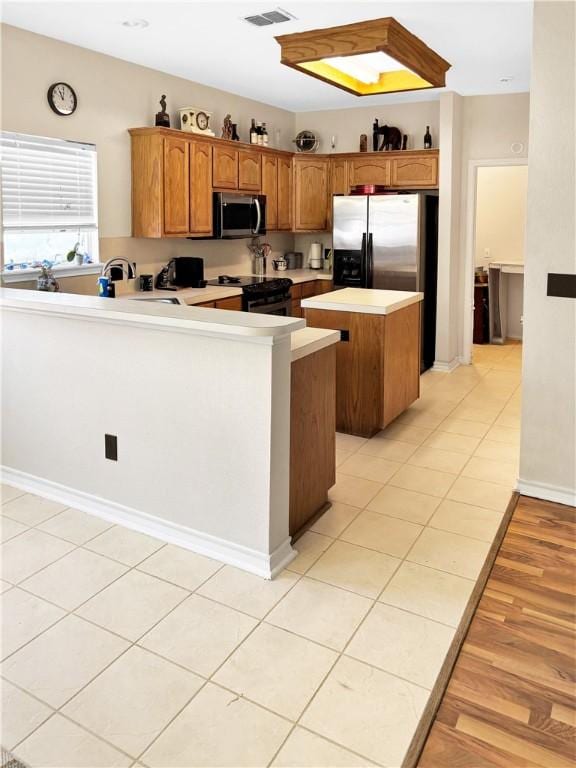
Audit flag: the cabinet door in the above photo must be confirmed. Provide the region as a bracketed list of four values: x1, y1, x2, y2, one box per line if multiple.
[190, 141, 213, 235]
[213, 146, 238, 189]
[238, 149, 262, 191]
[277, 156, 293, 230]
[331, 158, 349, 195]
[215, 295, 243, 311]
[390, 155, 438, 188]
[349, 156, 390, 187]
[163, 137, 190, 234]
[261, 154, 278, 230]
[294, 157, 329, 231]
[328, 157, 348, 229]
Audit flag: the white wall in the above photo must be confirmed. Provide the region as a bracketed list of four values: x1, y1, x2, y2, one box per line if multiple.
[1, 293, 297, 575]
[294, 99, 440, 154]
[0, 23, 296, 293]
[475, 166, 528, 267]
[474, 165, 528, 340]
[519, 1, 576, 505]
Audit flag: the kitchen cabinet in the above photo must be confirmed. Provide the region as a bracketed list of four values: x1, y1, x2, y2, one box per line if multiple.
[349, 156, 391, 187]
[190, 140, 213, 235]
[277, 155, 293, 230]
[293, 156, 329, 231]
[290, 343, 336, 536]
[390, 155, 438, 188]
[163, 136, 190, 234]
[194, 300, 217, 308]
[129, 128, 438, 238]
[212, 145, 239, 189]
[304, 297, 421, 437]
[262, 154, 278, 230]
[238, 149, 262, 191]
[214, 295, 243, 311]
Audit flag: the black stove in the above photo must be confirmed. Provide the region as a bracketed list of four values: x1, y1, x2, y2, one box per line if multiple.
[207, 275, 279, 287]
[207, 275, 293, 315]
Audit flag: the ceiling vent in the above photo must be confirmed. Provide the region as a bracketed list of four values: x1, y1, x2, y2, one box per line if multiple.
[243, 8, 295, 27]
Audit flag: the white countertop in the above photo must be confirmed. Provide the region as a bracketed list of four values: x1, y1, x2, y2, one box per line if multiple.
[488, 261, 524, 274]
[291, 327, 340, 363]
[129, 268, 333, 306]
[301, 288, 423, 315]
[0, 288, 304, 341]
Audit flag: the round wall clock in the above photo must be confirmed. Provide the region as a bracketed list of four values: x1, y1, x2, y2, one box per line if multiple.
[47, 82, 77, 116]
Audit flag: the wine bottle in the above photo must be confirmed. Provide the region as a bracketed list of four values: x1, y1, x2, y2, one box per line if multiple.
[250, 119, 257, 145]
[256, 122, 263, 146]
[261, 122, 269, 146]
[424, 126, 432, 149]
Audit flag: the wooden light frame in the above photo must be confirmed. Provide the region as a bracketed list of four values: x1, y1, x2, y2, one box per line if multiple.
[276, 18, 450, 96]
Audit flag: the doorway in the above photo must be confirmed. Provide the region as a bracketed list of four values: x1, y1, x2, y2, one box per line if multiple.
[462, 160, 528, 364]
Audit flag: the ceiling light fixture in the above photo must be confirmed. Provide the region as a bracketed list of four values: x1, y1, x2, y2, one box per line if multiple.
[275, 18, 450, 97]
[121, 18, 149, 29]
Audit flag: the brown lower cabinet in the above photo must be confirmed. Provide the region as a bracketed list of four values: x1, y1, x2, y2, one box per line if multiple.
[303, 303, 421, 437]
[290, 345, 336, 537]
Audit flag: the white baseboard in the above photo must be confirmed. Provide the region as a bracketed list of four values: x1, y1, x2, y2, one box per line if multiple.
[431, 358, 460, 373]
[1, 466, 296, 579]
[517, 478, 576, 507]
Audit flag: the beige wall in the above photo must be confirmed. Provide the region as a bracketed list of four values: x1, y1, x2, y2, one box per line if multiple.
[0, 24, 296, 293]
[474, 165, 528, 267]
[294, 99, 440, 154]
[519, 1, 576, 504]
[454, 93, 530, 358]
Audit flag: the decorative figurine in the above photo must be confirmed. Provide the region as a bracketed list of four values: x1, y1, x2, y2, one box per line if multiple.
[372, 120, 403, 151]
[221, 114, 233, 140]
[359, 134, 368, 152]
[402, 134, 408, 150]
[231, 123, 240, 141]
[155, 95, 170, 128]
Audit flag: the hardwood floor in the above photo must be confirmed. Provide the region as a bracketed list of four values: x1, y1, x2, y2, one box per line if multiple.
[418, 495, 576, 768]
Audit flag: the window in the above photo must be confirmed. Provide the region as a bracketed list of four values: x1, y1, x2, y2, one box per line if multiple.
[1, 131, 99, 279]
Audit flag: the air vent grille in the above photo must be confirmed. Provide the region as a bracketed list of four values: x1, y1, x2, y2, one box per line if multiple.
[243, 8, 295, 27]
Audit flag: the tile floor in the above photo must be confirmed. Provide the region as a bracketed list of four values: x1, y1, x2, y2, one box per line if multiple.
[0, 343, 522, 768]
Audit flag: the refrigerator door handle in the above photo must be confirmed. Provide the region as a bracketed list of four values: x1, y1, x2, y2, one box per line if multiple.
[366, 233, 374, 288]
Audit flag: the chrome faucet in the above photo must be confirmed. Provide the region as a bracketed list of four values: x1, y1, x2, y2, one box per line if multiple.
[100, 258, 137, 280]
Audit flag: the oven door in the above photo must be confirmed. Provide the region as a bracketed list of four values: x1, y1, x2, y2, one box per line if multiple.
[214, 193, 266, 239]
[245, 297, 292, 316]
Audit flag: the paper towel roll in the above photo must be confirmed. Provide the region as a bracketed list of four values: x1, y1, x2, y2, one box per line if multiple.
[308, 242, 323, 269]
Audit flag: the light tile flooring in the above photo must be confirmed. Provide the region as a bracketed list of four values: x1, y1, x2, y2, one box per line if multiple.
[0, 343, 522, 768]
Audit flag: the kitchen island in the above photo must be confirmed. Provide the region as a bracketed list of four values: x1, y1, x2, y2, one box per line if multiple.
[302, 288, 423, 438]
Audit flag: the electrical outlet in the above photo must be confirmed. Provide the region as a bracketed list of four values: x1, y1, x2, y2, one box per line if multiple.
[484, 247, 491, 262]
[105, 434, 118, 461]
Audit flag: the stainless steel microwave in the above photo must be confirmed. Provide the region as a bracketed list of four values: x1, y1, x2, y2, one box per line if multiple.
[213, 192, 266, 239]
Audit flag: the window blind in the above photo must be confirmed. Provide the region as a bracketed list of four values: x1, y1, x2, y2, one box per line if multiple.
[1, 132, 98, 230]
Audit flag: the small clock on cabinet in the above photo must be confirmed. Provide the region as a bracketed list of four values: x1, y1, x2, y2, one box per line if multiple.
[179, 107, 215, 136]
[47, 82, 77, 116]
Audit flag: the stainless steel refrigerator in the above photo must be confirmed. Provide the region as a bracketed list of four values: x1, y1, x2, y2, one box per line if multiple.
[332, 193, 438, 371]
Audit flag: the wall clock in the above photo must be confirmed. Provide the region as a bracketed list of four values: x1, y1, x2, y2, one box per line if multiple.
[47, 82, 77, 116]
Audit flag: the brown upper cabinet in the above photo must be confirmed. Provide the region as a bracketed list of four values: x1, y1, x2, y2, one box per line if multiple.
[293, 156, 329, 232]
[349, 156, 391, 187]
[190, 141, 213, 235]
[277, 155, 293, 230]
[238, 149, 262, 191]
[390, 154, 438, 188]
[262, 154, 278, 230]
[129, 128, 438, 237]
[263, 153, 293, 231]
[212, 145, 239, 189]
[163, 136, 190, 234]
